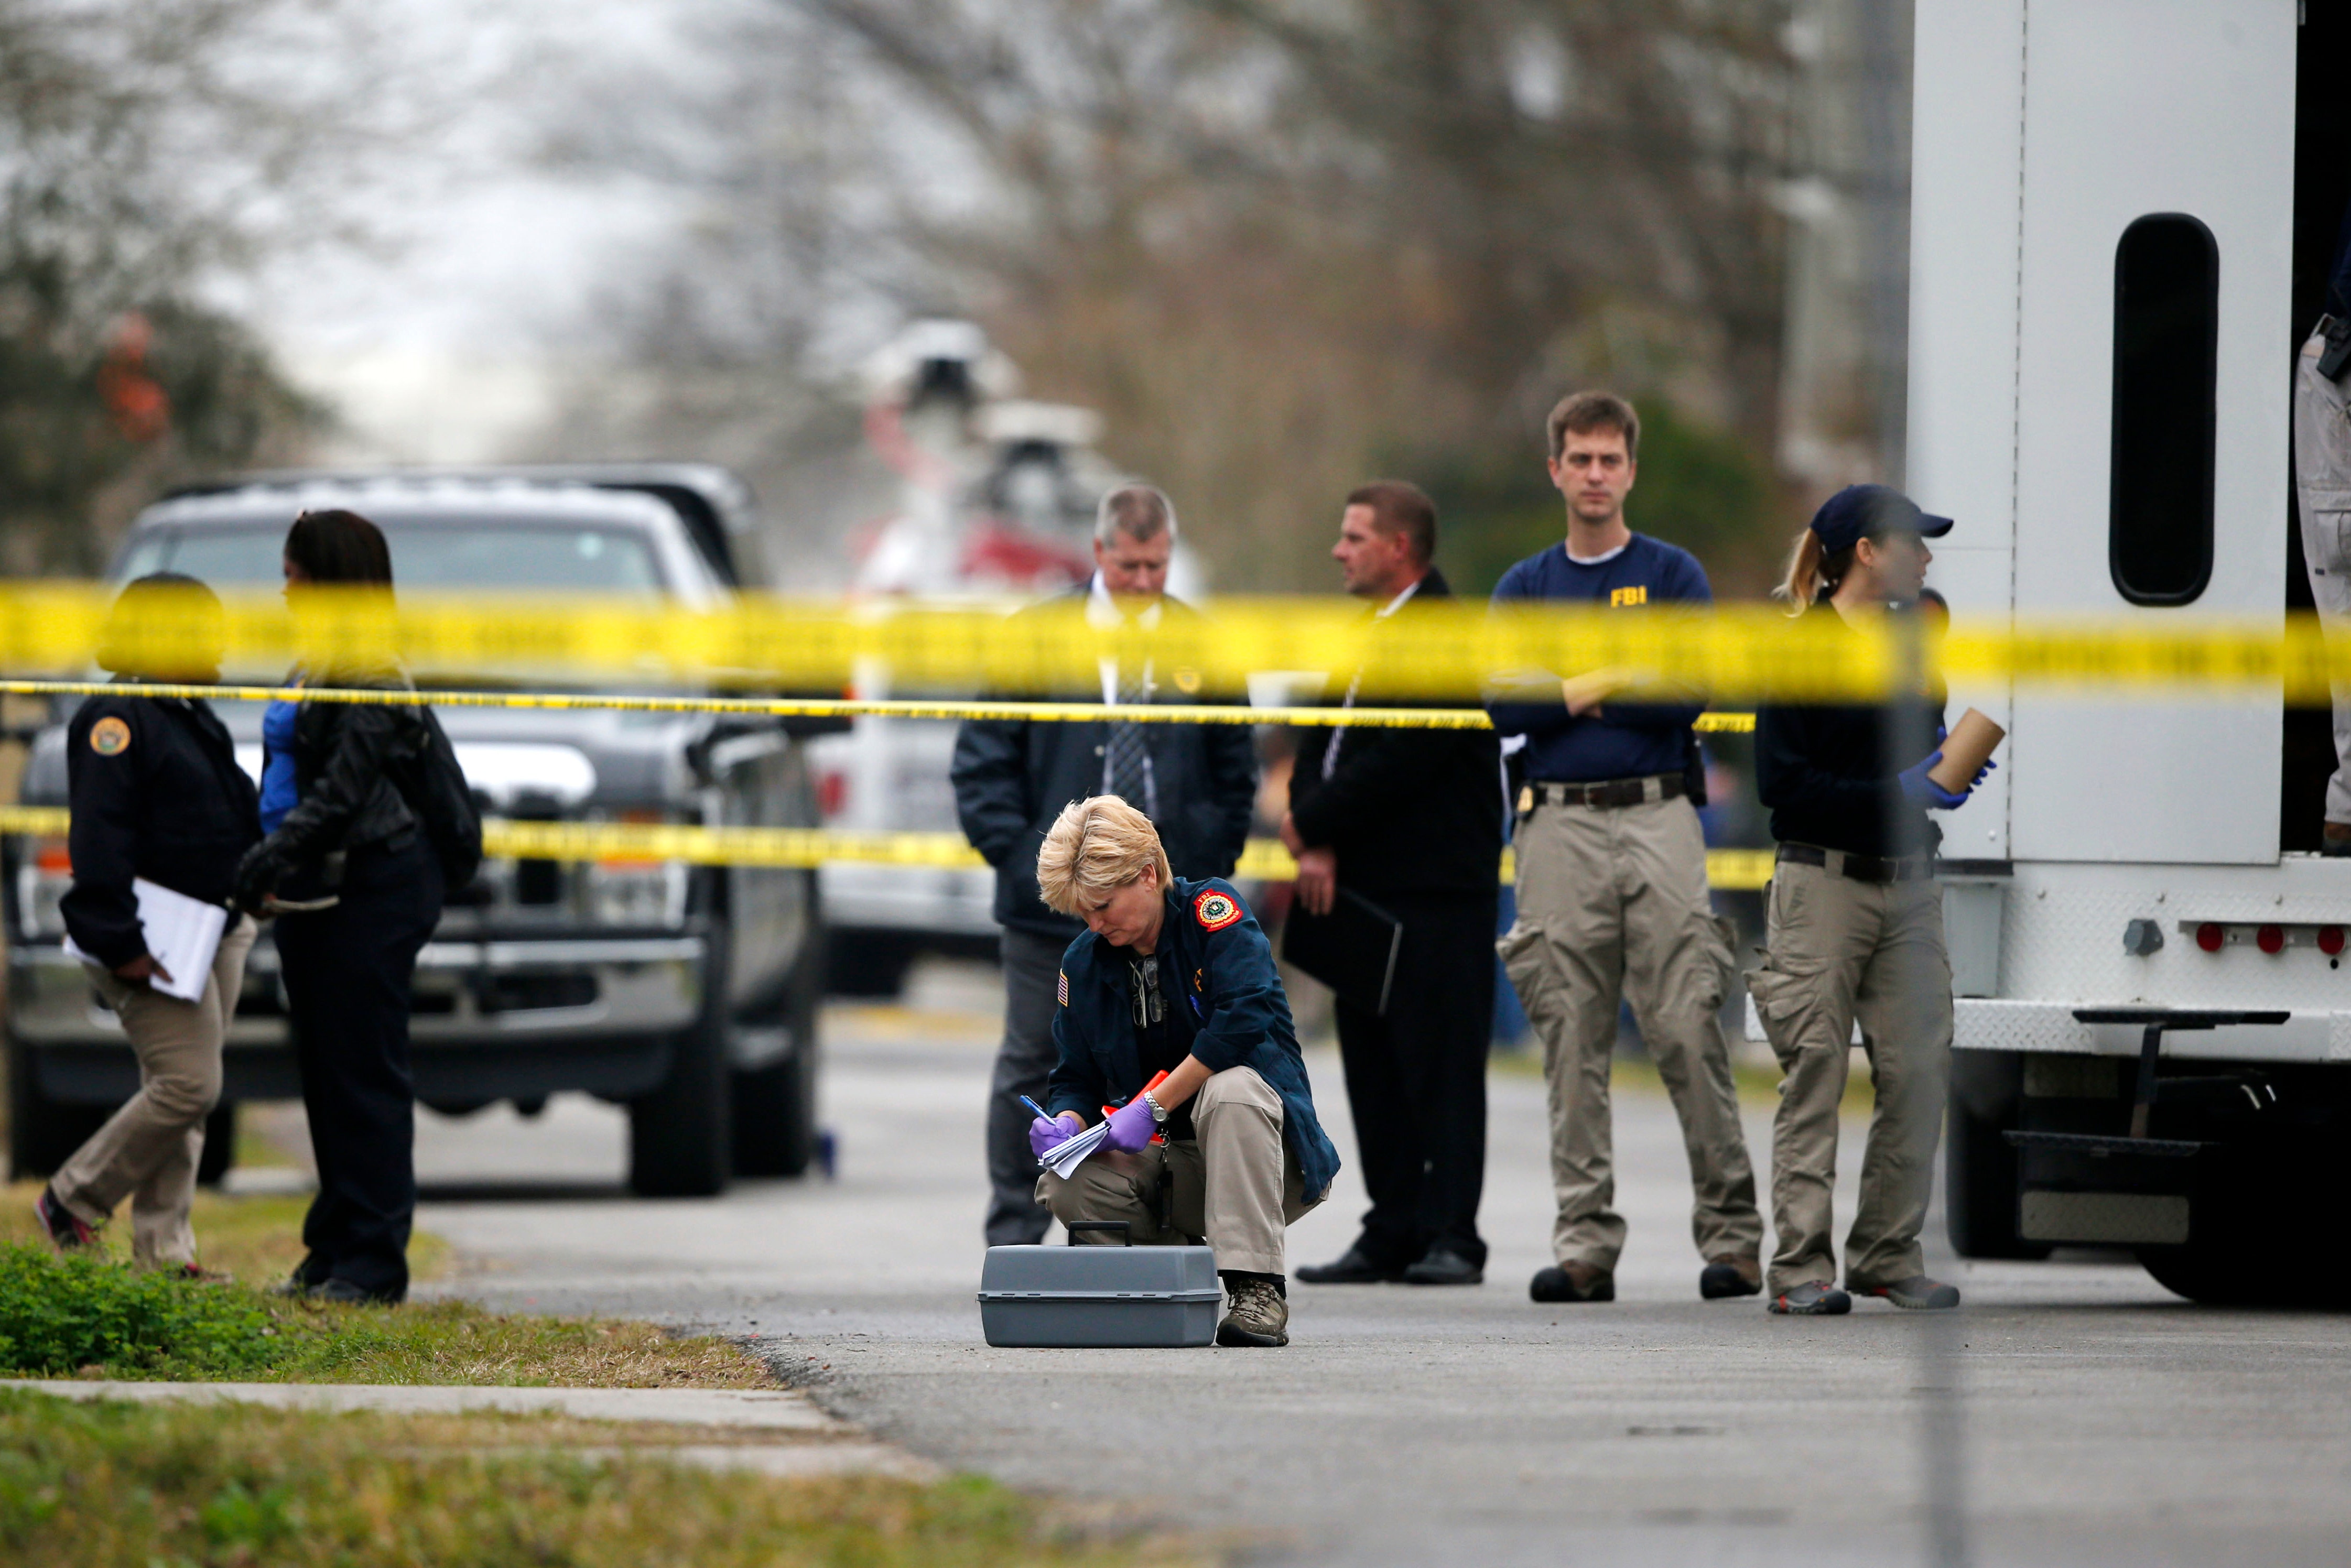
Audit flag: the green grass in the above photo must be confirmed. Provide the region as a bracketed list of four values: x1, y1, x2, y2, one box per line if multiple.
[0, 1244, 772, 1388]
[0, 1180, 450, 1288]
[0, 1389, 1214, 1567]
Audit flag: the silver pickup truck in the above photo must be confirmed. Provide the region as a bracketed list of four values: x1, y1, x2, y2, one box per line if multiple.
[4, 465, 835, 1196]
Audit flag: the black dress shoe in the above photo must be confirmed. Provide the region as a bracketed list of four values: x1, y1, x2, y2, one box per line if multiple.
[1296, 1246, 1409, 1284]
[1402, 1248, 1485, 1286]
[311, 1278, 403, 1306]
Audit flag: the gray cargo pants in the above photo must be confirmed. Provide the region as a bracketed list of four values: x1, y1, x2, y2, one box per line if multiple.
[1499, 792, 1762, 1275]
[1745, 857, 1952, 1293]
[984, 925, 1072, 1245]
[2296, 328, 2351, 824]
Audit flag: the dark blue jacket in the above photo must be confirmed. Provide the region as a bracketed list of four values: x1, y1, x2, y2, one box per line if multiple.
[1486, 535, 1709, 783]
[1046, 877, 1340, 1203]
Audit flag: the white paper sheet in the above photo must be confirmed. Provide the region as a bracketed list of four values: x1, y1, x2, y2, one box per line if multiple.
[1036, 1119, 1111, 1179]
[63, 877, 229, 1004]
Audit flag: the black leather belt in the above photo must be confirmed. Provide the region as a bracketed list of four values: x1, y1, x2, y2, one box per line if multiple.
[1527, 774, 1684, 810]
[1776, 842, 1934, 883]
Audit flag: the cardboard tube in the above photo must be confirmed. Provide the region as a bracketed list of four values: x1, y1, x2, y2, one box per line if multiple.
[1930, 707, 2005, 792]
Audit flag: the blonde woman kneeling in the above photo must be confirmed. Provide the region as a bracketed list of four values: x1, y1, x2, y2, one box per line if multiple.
[1028, 797, 1339, 1346]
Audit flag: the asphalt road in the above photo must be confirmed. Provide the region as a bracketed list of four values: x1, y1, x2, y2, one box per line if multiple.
[409, 960, 2351, 1567]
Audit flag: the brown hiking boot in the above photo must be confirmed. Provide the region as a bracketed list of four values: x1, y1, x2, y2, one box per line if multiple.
[1530, 1260, 1615, 1303]
[1699, 1255, 1763, 1300]
[1217, 1277, 1290, 1346]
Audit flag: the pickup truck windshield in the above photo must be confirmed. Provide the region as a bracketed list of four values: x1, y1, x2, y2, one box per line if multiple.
[118, 522, 668, 594]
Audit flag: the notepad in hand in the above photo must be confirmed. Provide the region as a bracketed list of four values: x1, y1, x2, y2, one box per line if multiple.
[1281, 887, 1404, 1016]
[62, 878, 228, 1004]
[1038, 1119, 1111, 1178]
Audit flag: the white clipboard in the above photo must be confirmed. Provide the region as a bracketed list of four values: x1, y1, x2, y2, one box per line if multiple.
[64, 878, 229, 1003]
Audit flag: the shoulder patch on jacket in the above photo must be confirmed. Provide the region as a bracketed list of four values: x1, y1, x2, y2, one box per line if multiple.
[89, 716, 131, 757]
[1193, 888, 1242, 932]
[1057, 970, 1068, 1007]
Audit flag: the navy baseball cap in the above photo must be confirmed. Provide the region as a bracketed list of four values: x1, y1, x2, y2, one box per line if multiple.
[1808, 483, 1953, 554]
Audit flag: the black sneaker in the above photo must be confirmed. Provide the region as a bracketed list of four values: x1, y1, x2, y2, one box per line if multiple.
[1530, 1262, 1614, 1303]
[1768, 1281, 1851, 1315]
[1855, 1276, 1960, 1310]
[1296, 1245, 1408, 1284]
[34, 1187, 97, 1254]
[1402, 1248, 1484, 1286]
[1699, 1256, 1763, 1300]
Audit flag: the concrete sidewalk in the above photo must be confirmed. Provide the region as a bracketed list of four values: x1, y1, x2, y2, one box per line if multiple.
[5, 1379, 932, 1477]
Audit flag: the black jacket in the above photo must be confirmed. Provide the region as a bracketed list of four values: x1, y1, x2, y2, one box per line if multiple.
[1288, 569, 1504, 899]
[951, 590, 1258, 938]
[1755, 615, 1945, 858]
[61, 687, 262, 968]
[261, 668, 431, 874]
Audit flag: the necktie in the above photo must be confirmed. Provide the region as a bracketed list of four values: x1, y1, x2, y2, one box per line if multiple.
[1104, 660, 1158, 818]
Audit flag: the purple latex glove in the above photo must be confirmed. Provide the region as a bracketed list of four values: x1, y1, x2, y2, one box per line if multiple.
[1029, 1115, 1079, 1159]
[1101, 1096, 1158, 1153]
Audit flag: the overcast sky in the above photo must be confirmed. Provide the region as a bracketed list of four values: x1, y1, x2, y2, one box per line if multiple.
[232, 0, 713, 462]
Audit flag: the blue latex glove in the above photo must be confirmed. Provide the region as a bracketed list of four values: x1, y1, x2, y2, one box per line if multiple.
[1931, 724, 2000, 788]
[1029, 1115, 1079, 1160]
[1101, 1096, 1158, 1153]
[1898, 751, 1969, 810]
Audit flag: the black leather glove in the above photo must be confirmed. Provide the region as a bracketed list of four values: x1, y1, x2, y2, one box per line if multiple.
[233, 839, 290, 914]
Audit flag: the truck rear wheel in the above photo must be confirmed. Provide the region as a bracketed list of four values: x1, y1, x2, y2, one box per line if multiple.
[7, 1042, 107, 1180]
[629, 954, 733, 1197]
[2139, 1183, 2349, 1309]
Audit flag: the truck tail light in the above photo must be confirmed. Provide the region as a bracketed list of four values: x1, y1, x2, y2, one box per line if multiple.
[2322, 926, 2346, 957]
[2257, 923, 2285, 955]
[2195, 922, 2224, 952]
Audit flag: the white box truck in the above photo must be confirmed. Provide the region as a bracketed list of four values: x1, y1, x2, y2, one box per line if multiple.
[1911, 0, 2351, 1305]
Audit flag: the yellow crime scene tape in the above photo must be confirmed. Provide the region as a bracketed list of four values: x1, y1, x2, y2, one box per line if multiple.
[0, 807, 1782, 891]
[8, 584, 2351, 702]
[0, 678, 1756, 733]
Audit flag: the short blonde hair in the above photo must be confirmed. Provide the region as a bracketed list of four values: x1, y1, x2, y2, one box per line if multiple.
[1036, 796, 1172, 916]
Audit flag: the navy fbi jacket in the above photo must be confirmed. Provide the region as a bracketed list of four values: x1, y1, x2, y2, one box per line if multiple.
[1486, 535, 1709, 784]
[62, 687, 261, 968]
[1047, 877, 1340, 1204]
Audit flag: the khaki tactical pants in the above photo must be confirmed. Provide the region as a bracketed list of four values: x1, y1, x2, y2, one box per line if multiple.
[1037, 1066, 1318, 1276]
[53, 916, 257, 1266]
[1500, 795, 1762, 1273]
[1746, 859, 1952, 1293]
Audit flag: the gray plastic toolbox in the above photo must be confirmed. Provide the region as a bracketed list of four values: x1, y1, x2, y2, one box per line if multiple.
[978, 1223, 1221, 1347]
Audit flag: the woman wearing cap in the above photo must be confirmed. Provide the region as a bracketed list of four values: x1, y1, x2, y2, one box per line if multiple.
[35, 575, 260, 1272]
[1749, 484, 1988, 1316]
[233, 510, 448, 1305]
[1027, 796, 1339, 1347]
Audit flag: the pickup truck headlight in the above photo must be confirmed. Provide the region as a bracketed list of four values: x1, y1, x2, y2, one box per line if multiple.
[15, 837, 70, 941]
[579, 857, 687, 928]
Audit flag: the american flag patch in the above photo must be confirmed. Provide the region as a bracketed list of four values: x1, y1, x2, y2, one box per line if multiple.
[1057, 970, 1068, 1006]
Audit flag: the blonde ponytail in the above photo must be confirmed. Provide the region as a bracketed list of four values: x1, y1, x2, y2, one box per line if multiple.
[1774, 529, 1826, 613]
[1773, 527, 1859, 614]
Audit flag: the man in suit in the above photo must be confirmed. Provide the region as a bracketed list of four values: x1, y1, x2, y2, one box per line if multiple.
[1288, 481, 1505, 1286]
[953, 484, 1259, 1246]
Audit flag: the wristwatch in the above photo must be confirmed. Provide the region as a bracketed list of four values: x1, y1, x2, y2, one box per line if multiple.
[1142, 1091, 1169, 1126]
